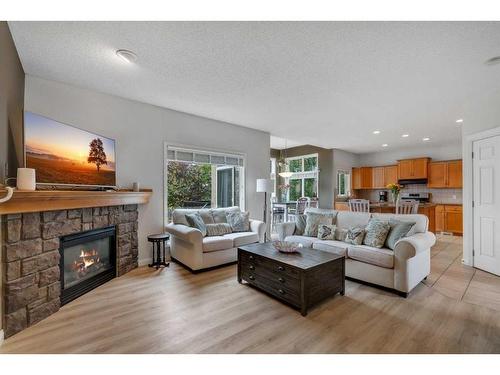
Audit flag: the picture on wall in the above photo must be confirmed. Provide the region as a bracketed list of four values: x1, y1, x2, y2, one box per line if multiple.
[24, 111, 116, 187]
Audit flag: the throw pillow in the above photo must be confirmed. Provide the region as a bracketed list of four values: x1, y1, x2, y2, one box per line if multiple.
[304, 212, 334, 237]
[185, 213, 207, 237]
[344, 227, 366, 245]
[363, 219, 391, 248]
[226, 211, 250, 232]
[318, 224, 336, 240]
[206, 223, 232, 237]
[385, 219, 416, 250]
[295, 214, 307, 235]
[335, 228, 348, 241]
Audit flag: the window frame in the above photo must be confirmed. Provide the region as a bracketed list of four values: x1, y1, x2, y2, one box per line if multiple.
[284, 153, 319, 201]
[337, 169, 351, 198]
[164, 143, 246, 226]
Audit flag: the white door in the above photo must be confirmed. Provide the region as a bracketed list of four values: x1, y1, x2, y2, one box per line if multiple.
[473, 135, 500, 275]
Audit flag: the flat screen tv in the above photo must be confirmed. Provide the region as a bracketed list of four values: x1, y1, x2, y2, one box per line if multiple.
[24, 111, 116, 188]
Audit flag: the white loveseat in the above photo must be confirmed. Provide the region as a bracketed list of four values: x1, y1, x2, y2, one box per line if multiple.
[165, 206, 266, 272]
[277, 208, 436, 296]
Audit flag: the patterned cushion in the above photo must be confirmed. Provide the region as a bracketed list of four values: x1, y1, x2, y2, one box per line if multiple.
[344, 227, 366, 245]
[185, 213, 207, 237]
[206, 223, 232, 237]
[304, 212, 334, 237]
[295, 215, 307, 235]
[318, 224, 336, 240]
[385, 219, 416, 250]
[226, 211, 250, 232]
[335, 228, 348, 241]
[363, 219, 391, 248]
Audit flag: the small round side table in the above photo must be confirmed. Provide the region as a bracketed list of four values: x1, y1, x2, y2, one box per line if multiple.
[147, 233, 170, 269]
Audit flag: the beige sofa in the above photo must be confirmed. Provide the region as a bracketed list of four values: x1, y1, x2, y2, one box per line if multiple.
[277, 208, 436, 296]
[165, 206, 266, 272]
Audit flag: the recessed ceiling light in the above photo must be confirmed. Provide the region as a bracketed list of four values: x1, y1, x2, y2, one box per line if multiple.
[382, 143, 388, 147]
[456, 119, 464, 123]
[485, 56, 500, 66]
[373, 130, 381, 135]
[116, 49, 137, 63]
[422, 137, 431, 142]
[402, 134, 409, 138]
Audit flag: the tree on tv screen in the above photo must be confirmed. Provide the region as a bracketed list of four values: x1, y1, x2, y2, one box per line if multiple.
[87, 138, 108, 172]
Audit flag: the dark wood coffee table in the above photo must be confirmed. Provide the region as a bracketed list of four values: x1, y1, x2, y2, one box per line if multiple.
[238, 242, 345, 316]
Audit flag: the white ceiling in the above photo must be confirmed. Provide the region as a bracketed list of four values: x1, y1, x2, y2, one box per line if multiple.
[8, 21, 500, 153]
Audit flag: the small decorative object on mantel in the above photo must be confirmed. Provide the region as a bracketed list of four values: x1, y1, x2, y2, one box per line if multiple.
[387, 183, 403, 204]
[17, 168, 36, 191]
[132, 182, 140, 192]
[273, 240, 303, 253]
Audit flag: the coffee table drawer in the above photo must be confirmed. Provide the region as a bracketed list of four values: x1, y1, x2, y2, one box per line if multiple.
[240, 268, 301, 306]
[240, 250, 300, 279]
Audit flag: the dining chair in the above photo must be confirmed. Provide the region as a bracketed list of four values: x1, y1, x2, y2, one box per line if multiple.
[308, 197, 319, 208]
[289, 197, 308, 221]
[348, 199, 370, 213]
[396, 200, 419, 214]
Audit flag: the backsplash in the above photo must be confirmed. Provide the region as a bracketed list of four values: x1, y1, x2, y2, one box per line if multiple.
[357, 184, 462, 204]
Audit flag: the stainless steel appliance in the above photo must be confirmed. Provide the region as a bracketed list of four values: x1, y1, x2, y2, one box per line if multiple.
[400, 192, 430, 203]
[379, 191, 388, 202]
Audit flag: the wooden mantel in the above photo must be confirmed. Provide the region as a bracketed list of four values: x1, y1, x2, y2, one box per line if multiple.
[0, 189, 152, 215]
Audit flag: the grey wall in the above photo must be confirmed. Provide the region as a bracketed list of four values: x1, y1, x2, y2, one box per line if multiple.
[0, 21, 25, 335]
[25, 75, 270, 265]
[358, 142, 462, 166]
[332, 149, 360, 198]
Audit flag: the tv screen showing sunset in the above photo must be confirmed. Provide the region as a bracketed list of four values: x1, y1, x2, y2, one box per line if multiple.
[24, 112, 116, 187]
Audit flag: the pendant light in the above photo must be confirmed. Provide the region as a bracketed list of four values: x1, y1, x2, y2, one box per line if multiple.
[278, 138, 293, 178]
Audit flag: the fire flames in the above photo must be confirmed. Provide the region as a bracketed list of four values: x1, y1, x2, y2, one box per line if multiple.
[71, 248, 102, 277]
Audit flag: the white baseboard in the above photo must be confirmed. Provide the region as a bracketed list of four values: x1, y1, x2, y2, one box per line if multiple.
[0, 329, 4, 346]
[138, 258, 152, 267]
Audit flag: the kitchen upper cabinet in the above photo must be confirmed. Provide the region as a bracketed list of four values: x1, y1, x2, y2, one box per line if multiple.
[428, 160, 462, 188]
[384, 165, 398, 186]
[360, 167, 373, 189]
[447, 160, 463, 188]
[352, 167, 373, 189]
[397, 158, 430, 180]
[372, 167, 385, 189]
[352, 167, 361, 190]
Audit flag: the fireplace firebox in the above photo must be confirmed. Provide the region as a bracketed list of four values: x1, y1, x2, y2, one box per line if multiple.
[60, 226, 116, 305]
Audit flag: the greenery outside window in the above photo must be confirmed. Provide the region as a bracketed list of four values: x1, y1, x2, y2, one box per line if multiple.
[283, 154, 319, 201]
[337, 170, 351, 197]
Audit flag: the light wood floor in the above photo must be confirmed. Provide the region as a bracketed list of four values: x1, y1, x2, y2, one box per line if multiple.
[1, 235, 500, 354]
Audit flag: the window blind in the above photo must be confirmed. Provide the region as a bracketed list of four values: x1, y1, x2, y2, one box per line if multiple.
[167, 146, 244, 167]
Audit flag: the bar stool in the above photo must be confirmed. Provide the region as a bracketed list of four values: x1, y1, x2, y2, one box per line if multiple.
[147, 233, 170, 269]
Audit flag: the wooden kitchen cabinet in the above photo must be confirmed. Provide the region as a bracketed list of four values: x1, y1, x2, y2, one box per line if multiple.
[352, 167, 373, 189]
[428, 160, 462, 188]
[418, 205, 436, 233]
[384, 165, 398, 186]
[352, 167, 361, 190]
[397, 158, 430, 180]
[447, 160, 463, 188]
[435, 205, 445, 232]
[435, 204, 462, 235]
[334, 202, 349, 211]
[372, 167, 385, 189]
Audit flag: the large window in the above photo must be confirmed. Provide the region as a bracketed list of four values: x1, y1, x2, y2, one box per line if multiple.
[337, 170, 351, 197]
[166, 146, 245, 220]
[285, 154, 319, 201]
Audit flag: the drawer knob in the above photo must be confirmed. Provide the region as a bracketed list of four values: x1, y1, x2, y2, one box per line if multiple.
[278, 289, 285, 295]
[249, 255, 254, 260]
[278, 277, 285, 283]
[249, 275, 255, 280]
[278, 266, 285, 271]
[249, 265, 255, 270]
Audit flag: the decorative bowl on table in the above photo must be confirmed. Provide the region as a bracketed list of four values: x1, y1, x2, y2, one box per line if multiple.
[272, 240, 303, 253]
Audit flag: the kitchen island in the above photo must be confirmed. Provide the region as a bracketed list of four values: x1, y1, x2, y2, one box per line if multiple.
[334, 201, 436, 233]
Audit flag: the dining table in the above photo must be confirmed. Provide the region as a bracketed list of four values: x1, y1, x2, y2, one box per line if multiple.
[272, 201, 297, 222]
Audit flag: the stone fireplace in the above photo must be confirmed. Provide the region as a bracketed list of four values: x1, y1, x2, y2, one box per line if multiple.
[2, 204, 139, 338]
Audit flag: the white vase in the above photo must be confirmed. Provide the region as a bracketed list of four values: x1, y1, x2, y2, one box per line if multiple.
[17, 168, 36, 191]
